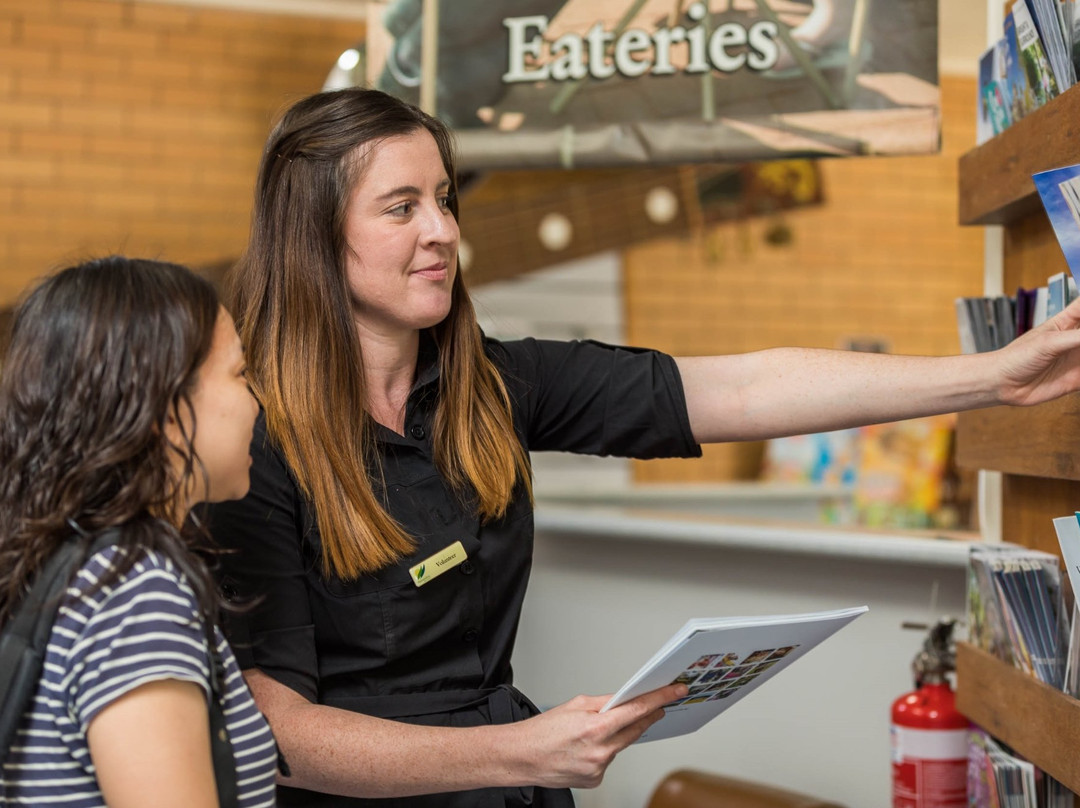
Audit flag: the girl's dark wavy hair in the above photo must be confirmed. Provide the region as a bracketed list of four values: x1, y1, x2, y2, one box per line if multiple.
[0, 256, 222, 624]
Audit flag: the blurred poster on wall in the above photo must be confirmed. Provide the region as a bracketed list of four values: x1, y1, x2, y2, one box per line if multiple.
[364, 0, 940, 170]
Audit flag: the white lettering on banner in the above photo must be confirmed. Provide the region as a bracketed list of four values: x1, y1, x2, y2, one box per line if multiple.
[613, 28, 652, 77]
[503, 15, 550, 81]
[550, 32, 587, 81]
[502, 4, 780, 85]
[747, 22, 780, 70]
[709, 23, 747, 72]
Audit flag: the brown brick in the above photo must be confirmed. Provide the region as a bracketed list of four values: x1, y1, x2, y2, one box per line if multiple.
[56, 158, 134, 187]
[84, 132, 158, 160]
[84, 76, 157, 106]
[0, 97, 56, 127]
[0, 45, 54, 71]
[160, 28, 227, 60]
[191, 59, 266, 87]
[129, 2, 195, 30]
[0, 154, 56, 181]
[57, 101, 128, 132]
[17, 190, 89, 223]
[197, 7, 343, 36]
[9, 239, 76, 267]
[158, 83, 227, 111]
[15, 129, 86, 157]
[0, 1, 54, 22]
[20, 19, 89, 47]
[126, 53, 194, 83]
[54, 0, 128, 26]
[15, 72, 88, 101]
[90, 23, 162, 54]
[57, 48, 124, 77]
[89, 187, 159, 214]
[129, 105, 201, 135]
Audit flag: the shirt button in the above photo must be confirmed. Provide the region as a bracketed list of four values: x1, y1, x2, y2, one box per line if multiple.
[460, 560, 475, 575]
[462, 628, 479, 643]
[409, 424, 426, 440]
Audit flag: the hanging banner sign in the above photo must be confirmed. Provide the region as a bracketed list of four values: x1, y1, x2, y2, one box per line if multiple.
[364, 0, 940, 170]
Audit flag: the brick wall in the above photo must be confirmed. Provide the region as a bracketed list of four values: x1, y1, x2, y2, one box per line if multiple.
[626, 75, 983, 482]
[0, 0, 364, 303]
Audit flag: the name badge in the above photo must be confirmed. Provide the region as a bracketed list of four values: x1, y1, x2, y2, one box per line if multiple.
[409, 540, 467, 587]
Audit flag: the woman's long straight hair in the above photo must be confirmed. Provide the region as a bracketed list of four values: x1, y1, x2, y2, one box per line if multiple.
[230, 87, 531, 579]
[0, 257, 222, 623]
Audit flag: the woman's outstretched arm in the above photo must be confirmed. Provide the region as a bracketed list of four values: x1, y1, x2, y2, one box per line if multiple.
[677, 297, 1080, 443]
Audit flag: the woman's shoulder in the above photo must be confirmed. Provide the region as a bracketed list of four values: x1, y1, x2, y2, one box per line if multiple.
[483, 335, 658, 380]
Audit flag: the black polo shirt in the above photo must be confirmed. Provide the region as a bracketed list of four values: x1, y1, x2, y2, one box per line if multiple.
[208, 336, 701, 808]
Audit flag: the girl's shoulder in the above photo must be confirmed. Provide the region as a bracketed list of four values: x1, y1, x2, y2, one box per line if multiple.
[63, 542, 200, 628]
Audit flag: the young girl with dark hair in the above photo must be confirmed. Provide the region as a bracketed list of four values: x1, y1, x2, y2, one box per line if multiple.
[0, 256, 274, 808]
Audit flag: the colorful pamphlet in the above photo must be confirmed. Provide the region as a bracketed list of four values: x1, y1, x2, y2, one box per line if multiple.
[1005, 12, 1038, 118]
[1034, 163, 1080, 289]
[601, 606, 868, 743]
[1013, 0, 1061, 106]
[967, 545, 1068, 689]
[978, 40, 1014, 143]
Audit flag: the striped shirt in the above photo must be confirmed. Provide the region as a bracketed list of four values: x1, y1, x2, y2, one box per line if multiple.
[0, 546, 277, 807]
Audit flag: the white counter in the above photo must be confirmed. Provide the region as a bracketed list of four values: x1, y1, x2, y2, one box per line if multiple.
[535, 503, 976, 568]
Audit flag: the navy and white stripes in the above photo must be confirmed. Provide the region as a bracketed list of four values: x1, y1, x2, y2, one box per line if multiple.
[0, 546, 277, 807]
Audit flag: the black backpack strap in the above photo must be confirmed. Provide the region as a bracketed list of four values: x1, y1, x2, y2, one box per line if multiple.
[0, 540, 86, 755]
[0, 529, 119, 757]
[202, 617, 239, 808]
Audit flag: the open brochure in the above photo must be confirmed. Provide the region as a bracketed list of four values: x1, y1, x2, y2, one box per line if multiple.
[601, 605, 868, 743]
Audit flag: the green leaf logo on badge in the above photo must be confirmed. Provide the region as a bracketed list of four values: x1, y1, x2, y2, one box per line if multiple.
[417, 564, 426, 580]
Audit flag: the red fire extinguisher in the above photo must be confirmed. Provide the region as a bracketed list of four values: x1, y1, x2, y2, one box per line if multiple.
[890, 619, 969, 808]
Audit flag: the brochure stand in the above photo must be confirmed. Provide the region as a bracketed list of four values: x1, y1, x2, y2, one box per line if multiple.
[956, 82, 1080, 797]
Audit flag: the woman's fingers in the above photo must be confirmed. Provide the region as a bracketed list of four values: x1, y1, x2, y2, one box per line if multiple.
[600, 683, 685, 745]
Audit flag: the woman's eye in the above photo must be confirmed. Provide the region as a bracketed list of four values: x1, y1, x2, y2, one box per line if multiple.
[439, 193, 454, 211]
[391, 201, 413, 215]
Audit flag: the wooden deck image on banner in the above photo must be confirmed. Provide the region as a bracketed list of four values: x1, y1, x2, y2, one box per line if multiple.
[363, 0, 940, 169]
[455, 160, 822, 284]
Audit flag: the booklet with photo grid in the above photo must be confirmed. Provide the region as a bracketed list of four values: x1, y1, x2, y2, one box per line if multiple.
[601, 605, 868, 743]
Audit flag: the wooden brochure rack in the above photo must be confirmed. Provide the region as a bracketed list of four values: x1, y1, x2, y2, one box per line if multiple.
[955, 83, 1080, 796]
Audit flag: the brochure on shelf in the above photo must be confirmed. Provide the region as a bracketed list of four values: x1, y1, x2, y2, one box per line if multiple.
[601, 605, 868, 743]
[1034, 163, 1080, 288]
[968, 544, 1068, 689]
[1013, 0, 1060, 108]
[1005, 11, 1039, 120]
[979, 40, 1014, 144]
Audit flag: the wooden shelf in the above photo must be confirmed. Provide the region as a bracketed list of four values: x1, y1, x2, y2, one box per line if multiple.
[956, 73, 1080, 802]
[955, 643, 1080, 793]
[959, 85, 1080, 226]
[956, 395, 1080, 480]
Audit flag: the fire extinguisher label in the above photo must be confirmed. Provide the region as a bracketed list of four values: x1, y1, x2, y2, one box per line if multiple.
[891, 726, 967, 807]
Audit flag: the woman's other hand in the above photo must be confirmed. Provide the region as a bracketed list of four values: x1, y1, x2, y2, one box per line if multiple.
[513, 683, 687, 790]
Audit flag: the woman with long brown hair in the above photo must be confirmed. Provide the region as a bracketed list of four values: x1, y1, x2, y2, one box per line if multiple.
[0, 257, 274, 808]
[210, 87, 1080, 807]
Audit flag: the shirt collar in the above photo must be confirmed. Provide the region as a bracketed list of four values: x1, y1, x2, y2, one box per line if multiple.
[412, 329, 441, 393]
